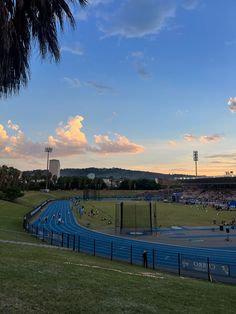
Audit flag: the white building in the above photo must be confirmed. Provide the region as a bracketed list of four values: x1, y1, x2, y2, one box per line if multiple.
[49, 159, 60, 179]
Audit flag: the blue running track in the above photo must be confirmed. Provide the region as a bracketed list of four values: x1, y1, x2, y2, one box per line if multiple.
[29, 200, 236, 283]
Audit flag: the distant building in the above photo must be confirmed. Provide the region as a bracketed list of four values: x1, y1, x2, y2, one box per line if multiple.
[49, 159, 60, 179]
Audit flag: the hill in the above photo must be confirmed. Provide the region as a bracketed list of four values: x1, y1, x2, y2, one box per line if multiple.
[60, 167, 192, 180]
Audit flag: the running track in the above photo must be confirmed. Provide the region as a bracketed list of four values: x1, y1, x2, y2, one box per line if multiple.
[30, 200, 236, 282]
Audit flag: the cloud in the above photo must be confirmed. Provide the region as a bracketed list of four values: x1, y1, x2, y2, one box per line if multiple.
[175, 109, 189, 118]
[131, 51, 151, 79]
[206, 153, 236, 159]
[183, 133, 196, 142]
[74, 0, 113, 21]
[168, 140, 177, 146]
[181, 0, 200, 10]
[75, 9, 89, 21]
[7, 120, 20, 131]
[93, 134, 144, 154]
[182, 133, 223, 144]
[85, 80, 114, 94]
[0, 123, 44, 159]
[0, 125, 9, 141]
[100, 0, 177, 38]
[134, 62, 151, 79]
[64, 77, 114, 93]
[225, 39, 236, 46]
[61, 44, 84, 56]
[199, 134, 222, 144]
[98, 0, 199, 38]
[0, 116, 144, 160]
[131, 51, 144, 58]
[90, 0, 113, 6]
[228, 97, 236, 112]
[53, 116, 87, 145]
[48, 116, 88, 156]
[107, 112, 118, 122]
[64, 77, 81, 88]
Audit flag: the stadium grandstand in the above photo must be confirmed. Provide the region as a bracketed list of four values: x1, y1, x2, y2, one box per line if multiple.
[180, 176, 236, 189]
[179, 176, 236, 209]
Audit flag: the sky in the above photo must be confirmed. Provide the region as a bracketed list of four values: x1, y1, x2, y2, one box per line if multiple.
[1, 0, 236, 176]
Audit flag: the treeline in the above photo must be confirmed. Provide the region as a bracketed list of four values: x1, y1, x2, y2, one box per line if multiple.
[21, 170, 162, 191]
[119, 179, 161, 190]
[0, 165, 164, 201]
[0, 165, 23, 201]
[20, 171, 107, 190]
[56, 176, 107, 190]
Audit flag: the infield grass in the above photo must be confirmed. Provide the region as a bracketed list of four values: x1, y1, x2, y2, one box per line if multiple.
[77, 200, 236, 230]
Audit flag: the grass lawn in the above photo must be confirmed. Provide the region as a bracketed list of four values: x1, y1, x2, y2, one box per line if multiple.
[77, 200, 236, 230]
[1, 243, 236, 314]
[0, 191, 82, 242]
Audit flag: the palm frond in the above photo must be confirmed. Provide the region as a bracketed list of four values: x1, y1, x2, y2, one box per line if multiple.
[0, 0, 88, 98]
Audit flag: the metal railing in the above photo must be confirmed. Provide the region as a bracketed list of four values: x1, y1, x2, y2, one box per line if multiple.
[26, 223, 236, 284]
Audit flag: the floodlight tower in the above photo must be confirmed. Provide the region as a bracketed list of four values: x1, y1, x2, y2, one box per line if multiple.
[193, 151, 199, 177]
[45, 147, 53, 190]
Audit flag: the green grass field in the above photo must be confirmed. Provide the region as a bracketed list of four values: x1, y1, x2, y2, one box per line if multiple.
[1, 242, 236, 314]
[76, 200, 236, 230]
[1, 191, 236, 313]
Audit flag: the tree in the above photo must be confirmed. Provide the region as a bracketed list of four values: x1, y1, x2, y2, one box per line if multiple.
[0, 0, 87, 97]
[1, 187, 24, 201]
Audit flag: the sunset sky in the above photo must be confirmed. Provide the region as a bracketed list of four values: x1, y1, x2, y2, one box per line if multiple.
[1, 0, 236, 176]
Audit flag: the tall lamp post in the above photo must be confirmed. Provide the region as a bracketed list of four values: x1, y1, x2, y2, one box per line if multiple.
[45, 147, 53, 190]
[193, 151, 199, 177]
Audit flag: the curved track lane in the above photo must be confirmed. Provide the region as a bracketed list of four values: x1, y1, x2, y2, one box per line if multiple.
[31, 200, 236, 281]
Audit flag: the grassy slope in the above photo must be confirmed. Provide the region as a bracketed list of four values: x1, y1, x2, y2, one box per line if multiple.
[0, 191, 80, 241]
[1, 243, 236, 314]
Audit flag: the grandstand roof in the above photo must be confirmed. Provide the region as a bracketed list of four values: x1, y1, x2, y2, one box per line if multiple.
[180, 176, 236, 187]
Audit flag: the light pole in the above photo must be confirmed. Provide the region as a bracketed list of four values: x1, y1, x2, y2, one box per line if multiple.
[45, 147, 52, 190]
[193, 151, 199, 177]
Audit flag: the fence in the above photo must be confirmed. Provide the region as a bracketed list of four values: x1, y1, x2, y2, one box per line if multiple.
[26, 223, 236, 284]
[23, 199, 52, 231]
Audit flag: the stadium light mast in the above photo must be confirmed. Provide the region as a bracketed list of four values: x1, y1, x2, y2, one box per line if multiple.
[45, 147, 53, 190]
[193, 151, 199, 177]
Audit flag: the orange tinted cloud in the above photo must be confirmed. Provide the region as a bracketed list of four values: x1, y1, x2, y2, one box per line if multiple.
[199, 134, 222, 144]
[182, 133, 223, 144]
[0, 125, 8, 141]
[52, 115, 87, 144]
[94, 134, 144, 154]
[183, 133, 196, 142]
[0, 116, 144, 160]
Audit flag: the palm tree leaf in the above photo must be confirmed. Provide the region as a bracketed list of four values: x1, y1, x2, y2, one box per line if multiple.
[0, 0, 87, 97]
